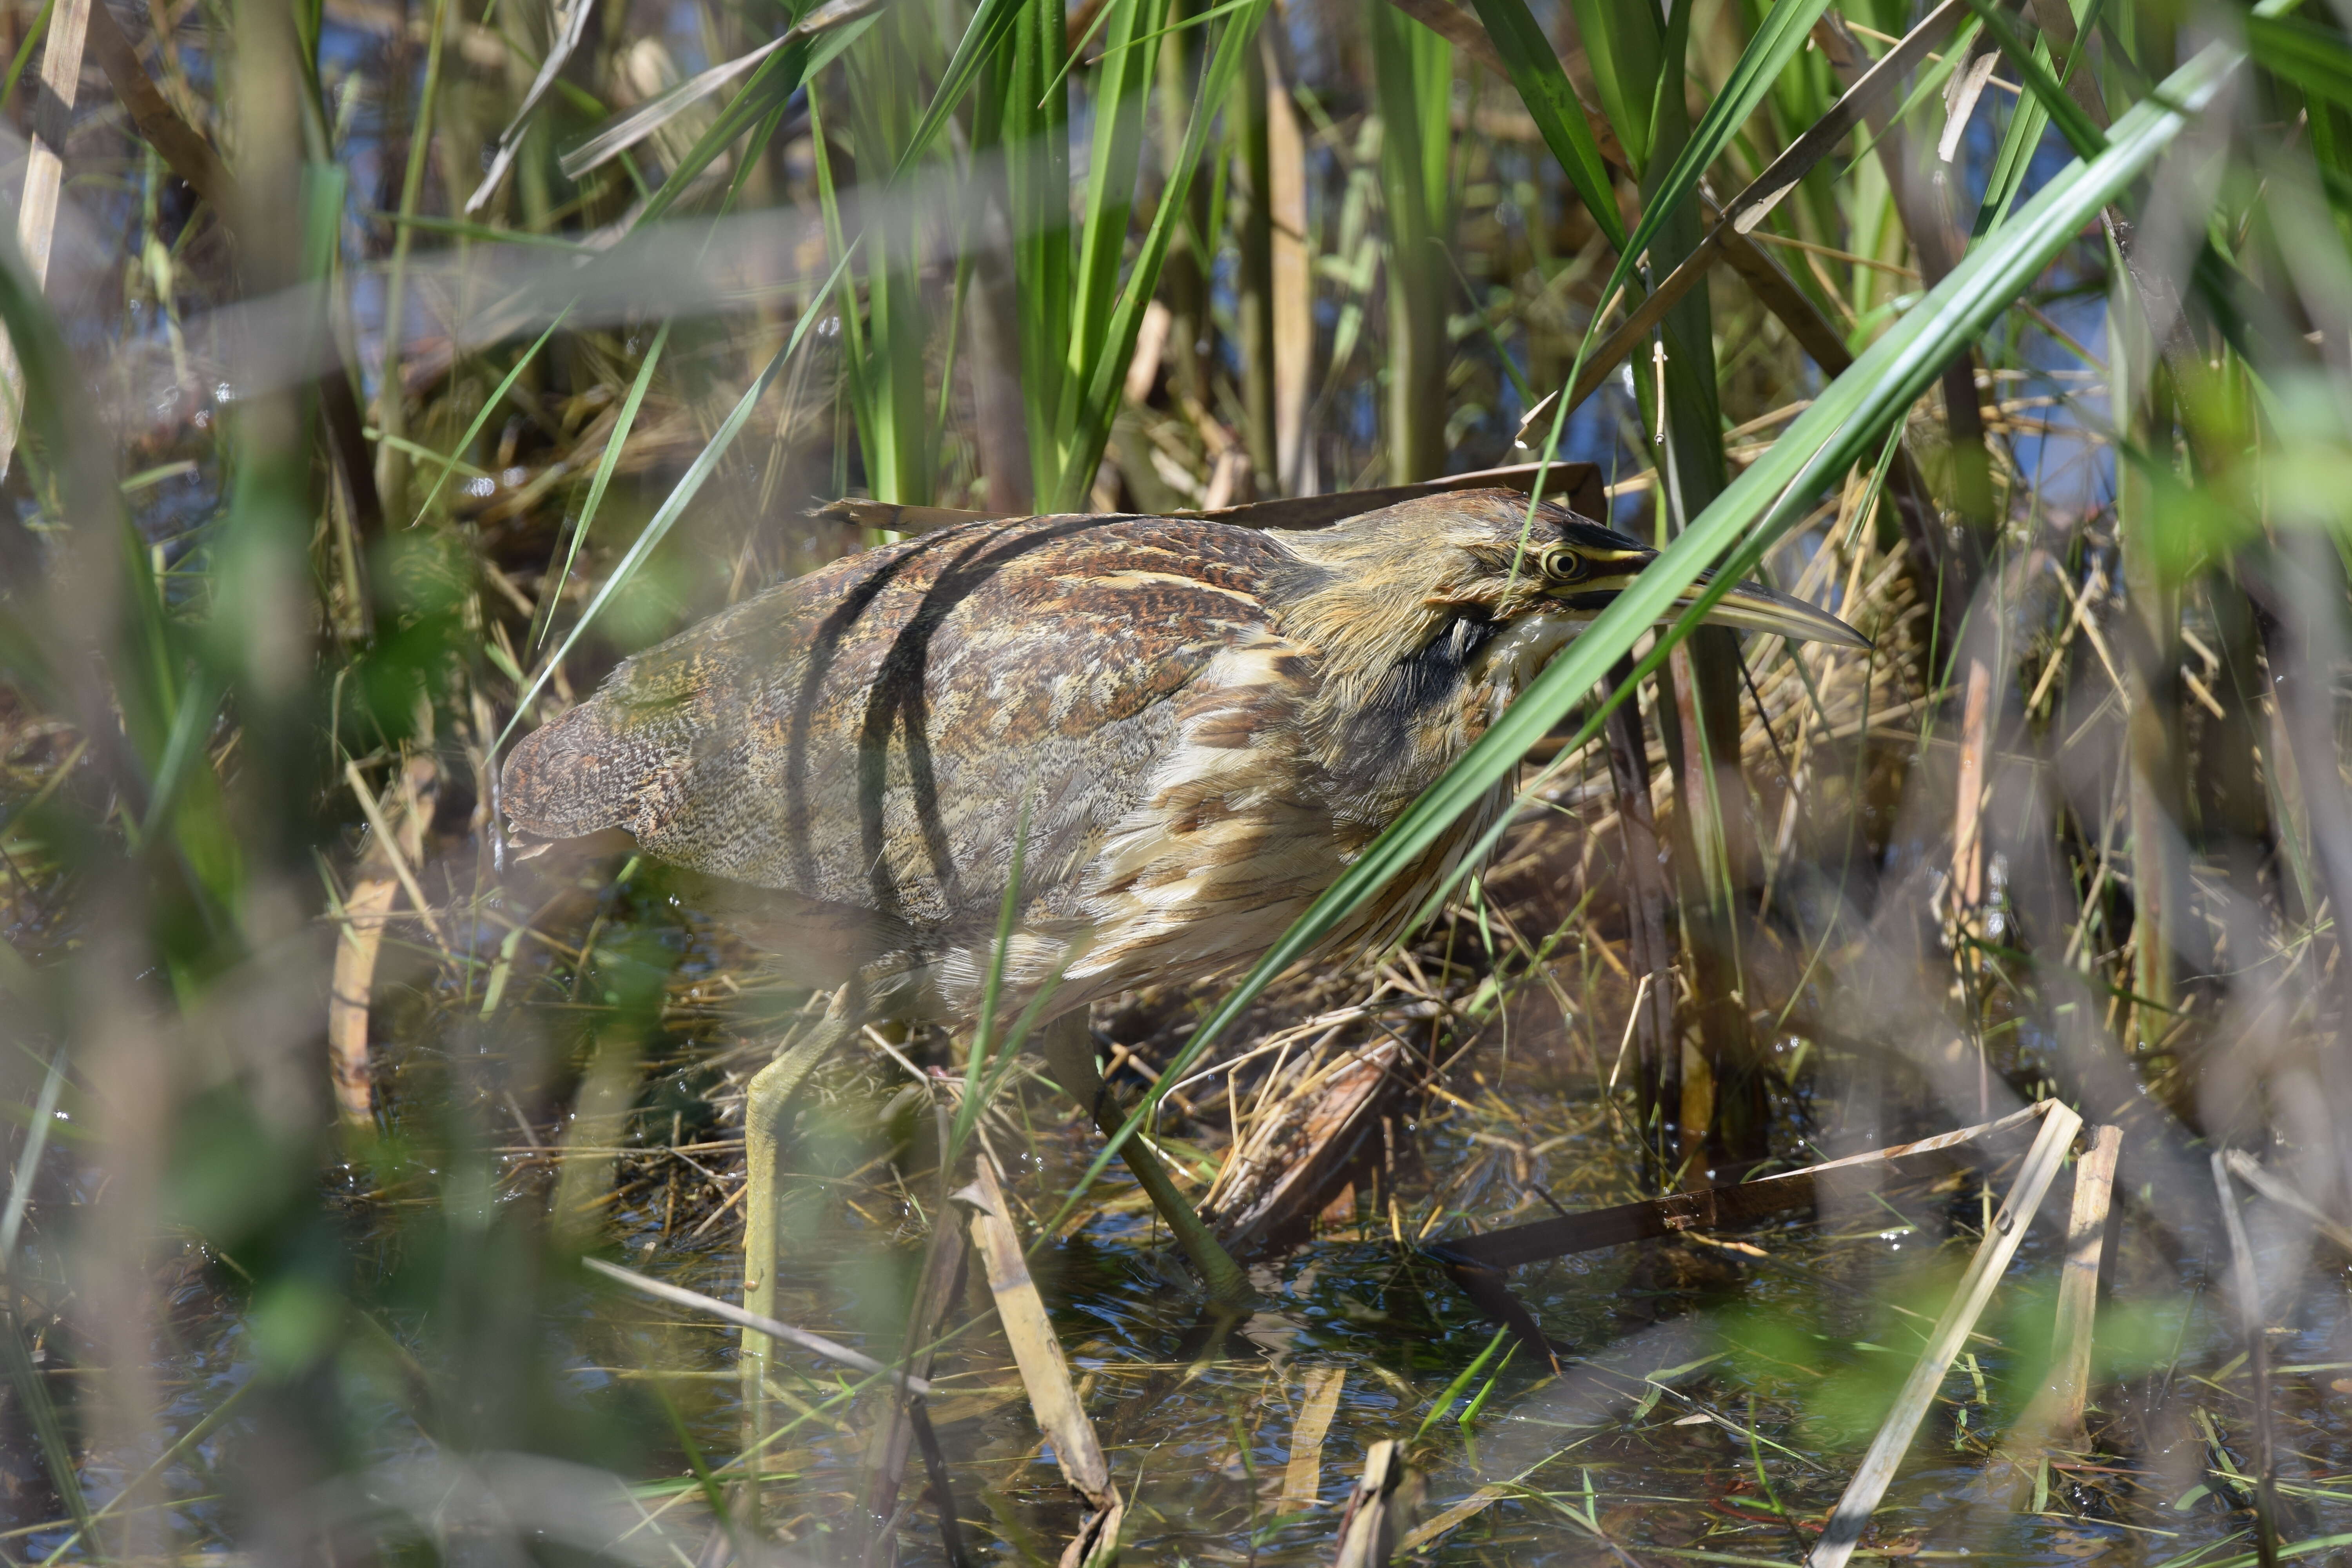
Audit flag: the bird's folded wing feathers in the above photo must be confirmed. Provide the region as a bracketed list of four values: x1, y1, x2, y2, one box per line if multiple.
[501, 516, 1305, 935]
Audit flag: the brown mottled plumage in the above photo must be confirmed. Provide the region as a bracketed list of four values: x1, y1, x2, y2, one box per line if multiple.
[502, 490, 1863, 1029]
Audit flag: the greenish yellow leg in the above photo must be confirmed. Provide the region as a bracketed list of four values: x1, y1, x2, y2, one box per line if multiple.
[1040, 1014, 1254, 1309]
[741, 1015, 852, 1461]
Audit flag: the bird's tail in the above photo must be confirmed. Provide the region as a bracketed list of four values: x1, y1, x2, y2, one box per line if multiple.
[500, 697, 657, 843]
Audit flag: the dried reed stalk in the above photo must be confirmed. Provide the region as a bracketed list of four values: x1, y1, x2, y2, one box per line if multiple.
[0, 0, 92, 478]
[1985, 1122, 2122, 1506]
[2047, 1125, 2123, 1436]
[1331, 1440, 1415, 1568]
[1808, 1100, 2083, 1568]
[959, 1152, 1122, 1568]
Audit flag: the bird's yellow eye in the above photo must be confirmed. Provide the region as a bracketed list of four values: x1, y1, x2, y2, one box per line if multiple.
[1540, 546, 1589, 583]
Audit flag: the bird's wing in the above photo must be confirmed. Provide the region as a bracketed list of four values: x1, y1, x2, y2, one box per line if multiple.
[502, 515, 1300, 946]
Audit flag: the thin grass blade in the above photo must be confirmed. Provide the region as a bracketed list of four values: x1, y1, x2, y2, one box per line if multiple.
[416, 307, 571, 524]
[496, 250, 854, 752]
[529, 318, 665, 656]
[952, 803, 1031, 1158]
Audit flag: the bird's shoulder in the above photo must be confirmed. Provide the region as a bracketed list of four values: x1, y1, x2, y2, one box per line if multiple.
[601, 512, 1296, 702]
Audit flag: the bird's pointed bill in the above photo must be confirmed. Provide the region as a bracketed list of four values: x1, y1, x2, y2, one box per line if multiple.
[1538, 547, 1869, 649]
[1670, 569, 1872, 648]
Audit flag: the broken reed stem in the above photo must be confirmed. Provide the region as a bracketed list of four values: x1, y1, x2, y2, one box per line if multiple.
[328, 875, 397, 1123]
[1987, 1122, 2122, 1507]
[342, 759, 447, 946]
[1808, 1100, 2083, 1568]
[2048, 1123, 2122, 1437]
[957, 1152, 1122, 1568]
[1951, 656, 1993, 912]
[2212, 1152, 2281, 1568]
[1332, 1439, 1413, 1568]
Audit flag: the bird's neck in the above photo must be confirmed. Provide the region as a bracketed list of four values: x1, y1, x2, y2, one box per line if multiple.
[1281, 590, 1587, 827]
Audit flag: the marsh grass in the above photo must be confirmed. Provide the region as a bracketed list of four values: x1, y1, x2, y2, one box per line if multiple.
[7, 0, 2352, 1560]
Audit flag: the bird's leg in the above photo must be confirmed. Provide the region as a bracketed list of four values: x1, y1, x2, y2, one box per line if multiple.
[1039, 1013, 1254, 1309]
[741, 1010, 855, 1473]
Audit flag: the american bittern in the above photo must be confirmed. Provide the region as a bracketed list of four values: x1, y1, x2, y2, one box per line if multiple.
[502, 490, 1864, 1335]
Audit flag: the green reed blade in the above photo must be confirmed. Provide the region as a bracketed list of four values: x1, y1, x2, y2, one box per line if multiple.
[1465, 0, 1626, 252]
[956, 802, 1028, 1155]
[2251, 12, 2352, 108]
[381, 212, 597, 251]
[1584, 0, 1838, 370]
[898, 0, 1025, 182]
[629, 34, 815, 230]
[530, 318, 664, 657]
[1048, 0, 1270, 509]
[0, 0, 54, 123]
[993, 0, 1075, 499]
[0, 210, 237, 903]
[1370, 0, 1454, 482]
[842, 8, 936, 503]
[1967, 0, 2267, 363]
[1418, 1327, 1511, 1437]
[1459, 1342, 1519, 1428]
[1041, 1, 2288, 1238]
[1037, 0, 1256, 106]
[418, 307, 572, 528]
[1064, 0, 1170, 430]
[1969, 19, 2065, 237]
[0, 1310, 95, 1547]
[1570, 0, 1666, 164]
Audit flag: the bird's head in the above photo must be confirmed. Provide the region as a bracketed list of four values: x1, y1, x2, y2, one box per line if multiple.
[1274, 489, 1868, 726]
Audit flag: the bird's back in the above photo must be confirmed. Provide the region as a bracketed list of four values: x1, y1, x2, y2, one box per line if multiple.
[503, 513, 1301, 969]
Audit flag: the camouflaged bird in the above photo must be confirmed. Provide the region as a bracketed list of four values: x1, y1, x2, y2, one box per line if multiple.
[502, 490, 1864, 1031]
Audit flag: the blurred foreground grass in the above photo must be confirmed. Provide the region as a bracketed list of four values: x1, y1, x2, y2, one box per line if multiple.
[7, 0, 2352, 1559]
